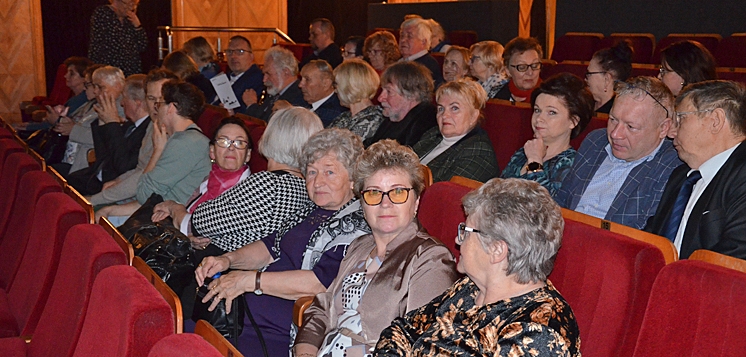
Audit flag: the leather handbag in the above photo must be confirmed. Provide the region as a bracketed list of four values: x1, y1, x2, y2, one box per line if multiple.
[192, 277, 245, 343]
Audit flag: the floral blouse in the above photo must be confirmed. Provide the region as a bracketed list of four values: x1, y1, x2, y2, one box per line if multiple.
[479, 72, 510, 99]
[374, 277, 581, 357]
[500, 147, 577, 196]
[330, 105, 384, 140]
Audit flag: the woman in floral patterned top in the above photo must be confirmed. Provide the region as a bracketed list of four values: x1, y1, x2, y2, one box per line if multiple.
[468, 41, 509, 99]
[329, 59, 384, 141]
[375, 178, 581, 357]
[500, 73, 595, 196]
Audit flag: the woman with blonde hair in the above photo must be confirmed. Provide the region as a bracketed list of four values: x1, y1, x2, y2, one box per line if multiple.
[182, 36, 221, 79]
[329, 59, 384, 140]
[469, 41, 509, 98]
[442, 46, 470, 83]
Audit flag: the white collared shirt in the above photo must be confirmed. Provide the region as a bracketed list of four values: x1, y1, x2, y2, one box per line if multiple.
[403, 50, 429, 62]
[133, 115, 148, 128]
[228, 71, 244, 85]
[310, 92, 334, 112]
[674, 143, 741, 252]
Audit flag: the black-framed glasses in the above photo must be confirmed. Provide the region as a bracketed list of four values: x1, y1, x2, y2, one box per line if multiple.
[673, 109, 714, 127]
[84, 81, 94, 89]
[510, 62, 542, 72]
[225, 49, 251, 56]
[456, 222, 481, 245]
[215, 138, 249, 150]
[614, 81, 670, 119]
[585, 70, 606, 79]
[360, 188, 413, 206]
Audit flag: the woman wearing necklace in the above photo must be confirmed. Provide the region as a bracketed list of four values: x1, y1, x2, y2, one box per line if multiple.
[500, 73, 594, 196]
[494, 37, 544, 103]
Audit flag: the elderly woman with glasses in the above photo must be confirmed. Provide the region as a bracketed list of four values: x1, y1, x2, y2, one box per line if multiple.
[363, 31, 401, 74]
[469, 41, 509, 98]
[585, 40, 634, 114]
[294, 139, 459, 357]
[494, 37, 544, 103]
[375, 178, 581, 357]
[195, 128, 371, 357]
[87, 0, 147, 76]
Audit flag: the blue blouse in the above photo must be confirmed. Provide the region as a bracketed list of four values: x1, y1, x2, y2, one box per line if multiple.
[500, 147, 577, 196]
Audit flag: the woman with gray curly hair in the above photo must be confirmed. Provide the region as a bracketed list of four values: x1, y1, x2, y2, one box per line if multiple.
[294, 139, 459, 357]
[196, 128, 370, 357]
[376, 178, 581, 357]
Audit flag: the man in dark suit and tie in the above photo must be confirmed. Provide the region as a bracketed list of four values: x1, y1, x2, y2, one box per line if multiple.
[299, 60, 347, 126]
[645, 80, 746, 259]
[219, 36, 263, 112]
[243, 46, 308, 122]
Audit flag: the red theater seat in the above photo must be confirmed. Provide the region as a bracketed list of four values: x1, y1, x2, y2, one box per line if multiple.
[196, 104, 229, 139]
[551, 33, 603, 62]
[549, 218, 666, 357]
[598, 33, 656, 64]
[72, 265, 174, 357]
[652, 34, 721, 64]
[418, 181, 474, 258]
[448, 30, 478, 48]
[0, 139, 25, 175]
[481, 99, 534, 170]
[571, 116, 607, 150]
[540, 60, 588, 80]
[248, 125, 268, 172]
[632, 260, 746, 357]
[148, 334, 223, 357]
[716, 67, 746, 85]
[714, 34, 746, 68]
[0, 153, 42, 251]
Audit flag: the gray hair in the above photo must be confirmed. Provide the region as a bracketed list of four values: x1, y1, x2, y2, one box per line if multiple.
[353, 139, 424, 198]
[401, 18, 432, 49]
[123, 74, 146, 101]
[380, 61, 433, 104]
[462, 178, 563, 284]
[93, 66, 125, 89]
[300, 128, 364, 177]
[303, 59, 334, 81]
[615, 76, 674, 121]
[259, 107, 323, 169]
[264, 46, 299, 77]
[677, 80, 746, 136]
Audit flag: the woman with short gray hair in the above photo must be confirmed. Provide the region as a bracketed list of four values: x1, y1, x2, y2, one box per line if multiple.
[375, 178, 581, 356]
[195, 128, 370, 357]
[191, 107, 323, 253]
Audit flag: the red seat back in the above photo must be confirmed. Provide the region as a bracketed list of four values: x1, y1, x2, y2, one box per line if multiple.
[652, 35, 721, 64]
[551, 33, 604, 62]
[196, 105, 229, 139]
[632, 260, 746, 357]
[597, 33, 656, 64]
[0, 171, 62, 290]
[431, 52, 445, 69]
[448, 30, 478, 48]
[629, 63, 659, 78]
[418, 181, 474, 258]
[714, 34, 746, 68]
[248, 126, 268, 173]
[27, 224, 127, 357]
[481, 99, 534, 170]
[716, 67, 746, 85]
[540, 60, 588, 80]
[277, 42, 314, 63]
[549, 218, 666, 357]
[33, 63, 72, 106]
[148, 334, 223, 357]
[5, 193, 88, 337]
[0, 153, 42, 249]
[0, 138, 25, 174]
[571, 116, 607, 150]
[72, 265, 174, 357]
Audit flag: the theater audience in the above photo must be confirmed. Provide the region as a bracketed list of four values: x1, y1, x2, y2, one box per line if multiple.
[299, 60, 347, 126]
[646, 80, 746, 260]
[300, 18, 343, 69]
[329, 59, 384, 140]
[442, 46, 470, 83]
[494, 37, 543, 103]
[555, 76, 682, 230]
[88, 69, 178, 206]
[658, 40, 718, 96]
[427, 19, 451, 53]
[501, 73, 594, 196]
[343, 36, 365, 61]
[87, 0, 147, 76]
[244, 46, 308, 121]
[399, 18, 444, 87]
[190, 108, 322, 253]
[586, 40, 634, 114]
[183, 36, 221, 79]
[364, 31, 401, 74]
[413, 79, 499, 183]
[469, 41, 509, 99]
[67, 74, 151, 195]
[219, 36, 263, 113]
[364, 62, 437, 147]
[293, 139, 459, 356]
[162, 50, 217, 104]
[375, 178, 580, 357]
[195, 128, 369, 357]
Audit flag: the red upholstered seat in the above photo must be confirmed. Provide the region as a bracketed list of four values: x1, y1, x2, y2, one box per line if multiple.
[248, 125, 267, 172]
[540, 61, 588, 80]
[418, 181, 474, 259]
[0, 139, 25, 175]
[0, 193, 88, 338]
[31, 64, 72, 107]
[598, 33, 656, 64]
[629, 63, 659, 78]
[714, 34, 746, 68]
[0, 153, 42, 253]
[0, 224, 127, 357]
[716, 67, 746, 85]
[481, 99, 534, 170]
[448, 30, 478, 48]
[570, 116, 607, 150]
[196, 104, 229, 139]
[0, 171, 62, 289]
[548, 218, 666, 357]
[277, 42, 314, 63]
[651, 35, 721, 64]
[551, 33, 603, 62]
[72, 265, 174, 357]
[632, 260, 746, 357]
[148, 334, 223, 357]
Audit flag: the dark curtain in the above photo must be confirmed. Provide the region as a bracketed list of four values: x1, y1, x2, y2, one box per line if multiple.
[288, 0, 383, 47]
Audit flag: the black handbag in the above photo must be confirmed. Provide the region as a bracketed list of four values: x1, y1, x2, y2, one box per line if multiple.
[118, 193, 196, 295]
[193, 277, 245, 343]
[25, 129, 69, 165]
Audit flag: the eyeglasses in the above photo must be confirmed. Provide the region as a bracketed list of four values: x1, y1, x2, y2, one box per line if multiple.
[84, 82, 94, 89]
[614, 81, 670, 119]
[153, 101, 169, 111]
[366, 49, 383, 56]
[343, 50, 356, 57]
[360, 187, 413, 206]
[585, 70, 606, 79]
[659, 67, 675, 76]
[225, 49, 251, 56]
[214, 138, 249, 149]
[673, 109, 714, 127]
[510, 62, 542, 72]
[469, 55, 482, 63]
[456, 222, 481, 245]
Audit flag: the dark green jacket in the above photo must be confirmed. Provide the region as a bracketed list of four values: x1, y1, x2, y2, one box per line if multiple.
[413, 127, 500, 183]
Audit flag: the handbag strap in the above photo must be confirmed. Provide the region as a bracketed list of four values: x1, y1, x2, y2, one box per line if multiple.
[245, 300, 269, 357]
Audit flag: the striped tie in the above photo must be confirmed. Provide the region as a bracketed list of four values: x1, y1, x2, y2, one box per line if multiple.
[662, 170, 702, 242]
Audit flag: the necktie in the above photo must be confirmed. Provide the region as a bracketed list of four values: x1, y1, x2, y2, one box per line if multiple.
[124, 124, 136, 138]
[662, 170, 702, 242]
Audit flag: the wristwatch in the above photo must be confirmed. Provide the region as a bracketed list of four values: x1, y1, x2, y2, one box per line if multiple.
[525, 162, 544, 173]
[253, 271, 263, 295]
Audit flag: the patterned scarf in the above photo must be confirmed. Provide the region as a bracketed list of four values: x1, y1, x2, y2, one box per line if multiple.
[188, 164, 249, 213]
[480, 72, 509, 98]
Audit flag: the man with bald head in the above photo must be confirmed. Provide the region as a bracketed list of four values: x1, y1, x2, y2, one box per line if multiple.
[298, 60, 346, 126]
[646, 80, 746, 259]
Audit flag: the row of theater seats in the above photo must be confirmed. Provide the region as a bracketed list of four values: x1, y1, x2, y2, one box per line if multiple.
[0, 121, 245, 356]
[552, 32, 746, 68]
